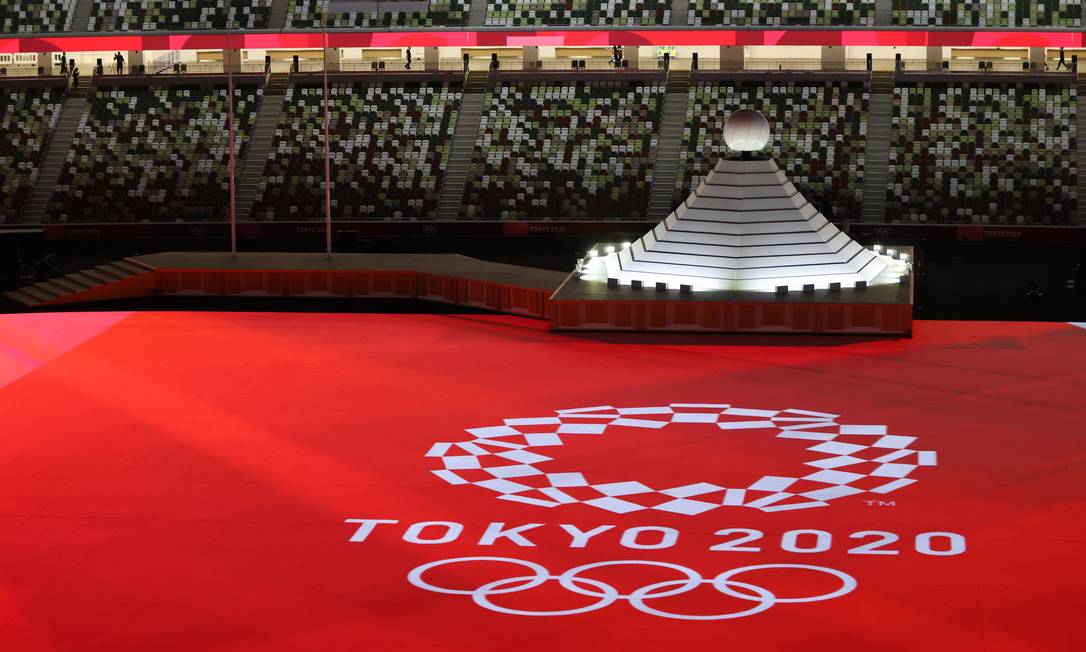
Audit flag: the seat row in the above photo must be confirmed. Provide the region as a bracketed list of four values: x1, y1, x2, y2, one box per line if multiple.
[252, 81, 462, 221]
[0, 88, 64, 222]
[887, 82, 1077, 224]
[4, 0, 1081, 31]
[89, 1, 274, 31]
[47, 84, 262, 222]
[2, 78, 1078, 225]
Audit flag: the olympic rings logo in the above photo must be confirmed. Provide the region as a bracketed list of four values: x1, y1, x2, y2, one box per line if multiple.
[408, 557, 857, 620]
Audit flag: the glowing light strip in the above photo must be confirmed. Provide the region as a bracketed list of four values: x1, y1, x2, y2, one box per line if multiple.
[0, 30, 1082, 53]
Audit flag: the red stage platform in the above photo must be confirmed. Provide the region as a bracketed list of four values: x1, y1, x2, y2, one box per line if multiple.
[0, 313, 1082, 651]
[7, 251, 913, 335]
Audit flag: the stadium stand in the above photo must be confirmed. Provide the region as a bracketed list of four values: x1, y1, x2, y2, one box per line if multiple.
[675, 78, 869, 222]
[47, 81, 263, 222]
[461, 76, 665, 220]
[88, 1, 274, 31]
[887, 80, 1078, 224]
[0, 1, 73, 33]
[285, 0, 470, 27]
[688, 0, 875, 25]
[251, 77, 462, 221]
[484, 0, 669, 25]
[891, 1, 1082, 26]
[0, 86, 65, 223]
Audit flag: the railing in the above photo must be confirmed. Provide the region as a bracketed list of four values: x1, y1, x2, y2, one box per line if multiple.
[151, 50, 180, 74]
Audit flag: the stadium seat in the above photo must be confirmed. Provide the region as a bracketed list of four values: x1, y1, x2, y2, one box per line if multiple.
[286, 0, 469, 28]
[892, 1, 1082, 26]
[0, 1, 73, 33]
[252, 80, 462, 221]
[676, 80, 868, 222]
[47, 83, 263, 222]
[0, 88, 64, 222]
[484, 0, 670, 26]
[887, 81, 1078, 224]
[89, 1, 273, 31]
[462, 79, 665, 220]
[688, 1, 875, 26]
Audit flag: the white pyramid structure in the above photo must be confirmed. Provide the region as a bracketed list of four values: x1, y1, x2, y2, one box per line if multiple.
[584, 111, 896, 293]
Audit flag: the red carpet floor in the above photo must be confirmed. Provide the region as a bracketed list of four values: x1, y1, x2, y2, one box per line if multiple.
[0, 312, 1083, 651]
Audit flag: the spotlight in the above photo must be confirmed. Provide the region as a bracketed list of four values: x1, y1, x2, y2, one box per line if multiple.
[605, 246, 615, 254]
[588, 249, 598, 258]
[621, 242, 631, 249]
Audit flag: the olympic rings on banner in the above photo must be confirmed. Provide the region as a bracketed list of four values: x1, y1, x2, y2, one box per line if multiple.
[407, 557, 857, 620]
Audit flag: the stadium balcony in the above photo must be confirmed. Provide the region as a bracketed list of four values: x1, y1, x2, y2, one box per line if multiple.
[252, 73, 462, 220]
[0, 83, 65, 223]
[286, 0, 470, 28]
[461, 71, 666, 220]
[88, 1, 274, 31]
[887, 75, 1077, 224]
[676, 72, 869, 222]
[46, 76, 263, 222]
[891, 1, 1082, 27]
[0, 1, 74, 33]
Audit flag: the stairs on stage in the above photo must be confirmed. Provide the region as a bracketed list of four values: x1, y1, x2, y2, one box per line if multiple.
[468, 0, 488, 26]
[269, 0, 291, 29]
[237, 73, 290, 221]
[21, 93, 86, 223]
[670, 0, 689, 25]
[861, 71, 895, 223]
[645, 70, 691, 221]
[70, 0, 92, 31]
[1078, 76, 1085, 225]
[3, 259, 156, 309]
[436, 72, 487, 219]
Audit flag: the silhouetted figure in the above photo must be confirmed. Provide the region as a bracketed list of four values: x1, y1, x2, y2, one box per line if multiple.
[1056, 47, 1068, 70]
[114, 52, 125, 75]
[1025, 280, 1044, 301]
[71, 67, 80, 88]
[405, 48, 412, 70]
[59, 53, 67, 75]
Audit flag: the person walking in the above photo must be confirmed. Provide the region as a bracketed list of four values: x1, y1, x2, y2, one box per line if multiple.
[405, 48, 412, 70]
[114, 52, 125, 75]
[1055, 47, 1068, 70]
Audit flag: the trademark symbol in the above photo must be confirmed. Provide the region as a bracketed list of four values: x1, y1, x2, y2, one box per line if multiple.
[864, 500, 896, 507]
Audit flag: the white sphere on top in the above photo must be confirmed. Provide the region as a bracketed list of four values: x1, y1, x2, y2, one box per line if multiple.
[723, 109, 770, 152]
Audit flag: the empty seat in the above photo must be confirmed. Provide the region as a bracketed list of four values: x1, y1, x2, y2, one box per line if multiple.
[886, 81, 1078, 224]
[251, 80, 463, 221]
[0, 87, 65, 222]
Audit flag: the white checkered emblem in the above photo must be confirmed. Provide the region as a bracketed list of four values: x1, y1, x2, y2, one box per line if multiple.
[426, 404, 937, 514]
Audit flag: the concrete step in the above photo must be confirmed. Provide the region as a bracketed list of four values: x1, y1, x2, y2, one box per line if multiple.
[2, 290, 40, 308]
[79, 269, 116, 285]
[49, 277, 91, 293]
[17, 285, 57, 304]
[63, 273, 99, 289]
[31, 281, 67, 298]
[23, 95, 86, 221]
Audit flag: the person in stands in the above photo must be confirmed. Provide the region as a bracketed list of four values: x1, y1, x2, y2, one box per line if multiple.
[406, 48, 412, 70]
[114, 52, 125, 75]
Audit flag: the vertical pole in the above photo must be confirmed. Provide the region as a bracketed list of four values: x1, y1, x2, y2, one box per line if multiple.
[323, 15, 333, 257]
[226, 16, 238, 258]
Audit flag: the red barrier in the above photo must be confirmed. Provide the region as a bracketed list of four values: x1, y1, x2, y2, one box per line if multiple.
[1, 29, 1082, 53]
